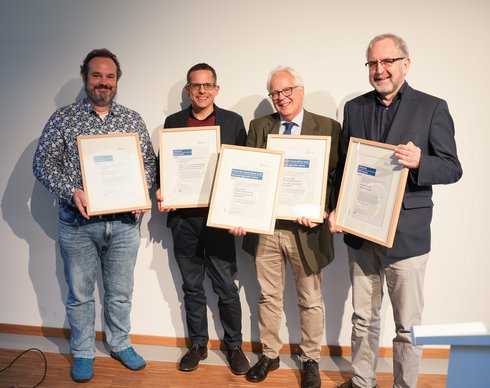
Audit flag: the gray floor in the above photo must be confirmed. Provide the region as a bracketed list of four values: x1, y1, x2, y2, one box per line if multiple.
[0, 333, 448, 375]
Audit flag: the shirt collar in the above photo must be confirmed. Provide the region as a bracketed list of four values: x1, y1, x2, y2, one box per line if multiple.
[280, 108, 304, 127]
[375, 81, 408, 106]
[189, 104, 216, 121]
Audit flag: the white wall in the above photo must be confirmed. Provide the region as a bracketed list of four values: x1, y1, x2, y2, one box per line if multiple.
[1, 0, 489, 348]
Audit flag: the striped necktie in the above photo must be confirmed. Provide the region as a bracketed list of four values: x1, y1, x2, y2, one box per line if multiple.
[283, 121, 294, 135]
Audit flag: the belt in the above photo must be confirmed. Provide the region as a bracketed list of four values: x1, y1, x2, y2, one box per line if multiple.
[275, 219, 295, 228]
[95, 212, 131, 221]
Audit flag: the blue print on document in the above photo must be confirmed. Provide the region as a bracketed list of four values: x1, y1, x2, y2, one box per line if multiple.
[231, 169, 263, 180]
[357, 165, 376, 176]
[93, 155, 113, 163]
[285, 159, 310, 168]
[173, 149, 192, 156]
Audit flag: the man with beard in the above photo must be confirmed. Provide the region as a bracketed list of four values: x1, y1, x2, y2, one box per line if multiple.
[33, 48, 156, 383]
[331, 34, 462, 388]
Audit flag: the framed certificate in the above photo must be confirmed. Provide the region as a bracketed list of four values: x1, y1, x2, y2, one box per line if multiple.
[267, 134, 331, 222]
[159, 126, 220, 208]
[207, 145, 284, 235]
[77, 133, 151, 216]
[334, 137, 409, 247]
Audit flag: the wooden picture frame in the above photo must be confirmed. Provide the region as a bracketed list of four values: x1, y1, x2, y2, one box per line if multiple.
[334, 137, 409, 247]
[159, 126, 220, 208]
[207, 145, 284, 235]
[267, 134, 331, 222]
[77, 133, 151, 216]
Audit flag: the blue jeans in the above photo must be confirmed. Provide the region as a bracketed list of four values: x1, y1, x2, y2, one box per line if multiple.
[58, 203, 140, 358]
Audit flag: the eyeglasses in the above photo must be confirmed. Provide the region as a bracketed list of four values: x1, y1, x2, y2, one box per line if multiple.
[268, 86, 299, 100]
[187, 83, 216, 91]
[365, 57, 405, 69]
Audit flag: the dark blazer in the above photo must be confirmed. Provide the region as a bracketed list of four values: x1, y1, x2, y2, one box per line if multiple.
[243, 110, 341, 275]
[164, 105, 246, 228]
[338, 83, 462, 258]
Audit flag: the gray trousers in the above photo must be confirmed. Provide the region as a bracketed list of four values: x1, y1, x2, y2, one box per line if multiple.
[347, 242, 428, 388]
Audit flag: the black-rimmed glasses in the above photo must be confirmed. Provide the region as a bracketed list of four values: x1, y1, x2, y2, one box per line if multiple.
[365, 57, 405, 69]
[268, 86, 299, 100]
[187, 83, 216, 91]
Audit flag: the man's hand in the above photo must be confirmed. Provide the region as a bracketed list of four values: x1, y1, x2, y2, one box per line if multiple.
[395, 141, 421, 169]
[295, 211, 328, 229]
[73, 189, 89, 219]
[229, 227, 246, 237]
[328, 209, 343, 234]
[155, 187, 176, 213]
[132, 208, 150, 215]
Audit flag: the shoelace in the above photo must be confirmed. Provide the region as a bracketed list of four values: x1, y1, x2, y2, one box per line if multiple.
[229, 347, 243, 359]
[303, 360, 318, 374]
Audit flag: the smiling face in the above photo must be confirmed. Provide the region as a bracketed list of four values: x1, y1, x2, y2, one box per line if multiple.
[269, 70, 304, 121]
[368, 37, 410, 104]
[83, 57, 118, 110]
[185, 69, 220, 116]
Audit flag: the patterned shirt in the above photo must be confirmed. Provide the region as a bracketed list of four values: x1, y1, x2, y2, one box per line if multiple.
[33, 97, 157, 204]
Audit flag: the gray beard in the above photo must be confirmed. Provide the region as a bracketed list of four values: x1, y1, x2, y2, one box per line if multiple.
[85, 87, 116, 107]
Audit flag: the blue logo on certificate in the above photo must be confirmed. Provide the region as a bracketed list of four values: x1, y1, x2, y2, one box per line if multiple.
[231, 169, 263, 180]
[357, 165, 376, 176]
[93, 155, 113, 163]
[285, 159, 310, 168]
[173, 149, 192, 156]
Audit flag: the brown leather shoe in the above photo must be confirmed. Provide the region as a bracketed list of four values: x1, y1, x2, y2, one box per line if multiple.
[178, 344, 207, 372]
[246, 355, 280, 382]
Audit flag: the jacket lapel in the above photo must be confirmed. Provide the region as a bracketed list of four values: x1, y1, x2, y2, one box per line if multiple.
[262, 114, 281, 145]
[363, 93, 378, 141]
[385, 85, 418, 145]
[301, 110, 320, 136]
[301, 110, 318, 135]
[180, 107, 191, 127]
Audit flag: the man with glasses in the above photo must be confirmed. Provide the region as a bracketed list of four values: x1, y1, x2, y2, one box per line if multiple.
[330, 34, 462, 388]
[231, 66, 341, 388]
[155, 63, 249, 375]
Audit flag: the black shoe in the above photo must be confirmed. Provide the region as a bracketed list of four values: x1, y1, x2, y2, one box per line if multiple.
[178, 344, 207, 372]
[246, 355, 280, 382]
[302, 359, 321, 388]
[337, 380, 363, 388]
[227, 346, 250, 375]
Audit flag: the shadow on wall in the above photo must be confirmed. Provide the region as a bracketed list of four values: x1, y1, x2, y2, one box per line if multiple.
[230, 96, 274, 127]
[1, 138, 68, 336]
[162, 78, 190, 118]
[304, 90, 339, 121]
[336, 91, 367, 124]
[0, 78, 96, 352]
[55, 78, 86, 108]
[146, 184, 189, 339]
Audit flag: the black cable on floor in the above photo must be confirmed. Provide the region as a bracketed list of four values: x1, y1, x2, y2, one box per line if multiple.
[0, 347, 47, 388]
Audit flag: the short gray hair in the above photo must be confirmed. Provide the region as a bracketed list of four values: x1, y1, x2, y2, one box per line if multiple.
[366, 33, 410, 59]
[266, 66, 304, 92]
